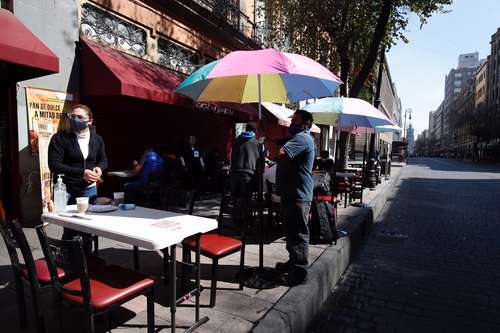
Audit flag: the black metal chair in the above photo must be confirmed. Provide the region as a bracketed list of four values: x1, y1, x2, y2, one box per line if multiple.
[35, 225, 155, 333]
[265, 180, 281, 228]
[0, 219, 60, 333]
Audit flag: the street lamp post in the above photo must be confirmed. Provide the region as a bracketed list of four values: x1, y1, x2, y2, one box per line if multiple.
[403, 108, 413, 139]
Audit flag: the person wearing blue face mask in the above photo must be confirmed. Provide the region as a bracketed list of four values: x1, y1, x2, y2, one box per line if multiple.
[48, 104, 108, 252]
[265, 110, 315, 286]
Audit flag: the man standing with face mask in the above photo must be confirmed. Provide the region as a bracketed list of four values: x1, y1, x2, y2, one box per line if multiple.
[48, 104, 108, 251]
[272, 110, 315, 286]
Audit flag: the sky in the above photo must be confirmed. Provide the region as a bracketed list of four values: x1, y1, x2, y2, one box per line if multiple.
[387, 0, 500, 137]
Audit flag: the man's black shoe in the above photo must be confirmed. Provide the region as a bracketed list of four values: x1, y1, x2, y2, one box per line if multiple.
[275, 261, 292, 272]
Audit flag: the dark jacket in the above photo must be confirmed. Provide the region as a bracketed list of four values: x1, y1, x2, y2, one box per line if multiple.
[48, 127, 108, 195]
[230, 134, 261, 182]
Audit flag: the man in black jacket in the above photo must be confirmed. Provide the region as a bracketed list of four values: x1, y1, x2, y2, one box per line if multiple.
[230, 123, 261, 228]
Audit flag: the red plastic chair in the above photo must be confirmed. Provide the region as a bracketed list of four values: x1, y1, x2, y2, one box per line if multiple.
[36, 225, 155, 333]
[182, 185, 250, 307]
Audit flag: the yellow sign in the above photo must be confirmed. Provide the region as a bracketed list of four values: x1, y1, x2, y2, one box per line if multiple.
[26, 87, 74, 212]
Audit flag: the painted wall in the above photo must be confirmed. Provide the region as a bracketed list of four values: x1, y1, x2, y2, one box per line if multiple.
[13, 0, 80, 224]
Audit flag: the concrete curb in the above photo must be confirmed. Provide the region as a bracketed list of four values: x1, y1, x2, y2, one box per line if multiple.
[251, 169, 403, 333]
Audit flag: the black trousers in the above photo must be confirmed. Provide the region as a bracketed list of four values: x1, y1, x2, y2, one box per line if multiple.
[230, 176, 255, 228]
[282, 200, 311, 275]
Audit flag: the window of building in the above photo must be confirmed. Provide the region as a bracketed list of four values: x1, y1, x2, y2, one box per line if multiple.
[454, 80, 461, 86]
[454, 72, 462, 78]
[454, 87, 461, 93]
[80, 3, 147, 57]
[157, 38, 201, 74]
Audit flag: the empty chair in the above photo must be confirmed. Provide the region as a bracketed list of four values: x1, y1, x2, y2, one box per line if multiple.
[0, 218, 64, 333]
[182, 184, 251, 307]
[36, 225, 155, 333]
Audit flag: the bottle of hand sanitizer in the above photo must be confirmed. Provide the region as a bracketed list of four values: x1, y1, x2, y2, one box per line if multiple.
[53, 174, 67, 213]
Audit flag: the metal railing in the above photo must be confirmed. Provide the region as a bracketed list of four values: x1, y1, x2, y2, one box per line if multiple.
[191, 0, 261, 44]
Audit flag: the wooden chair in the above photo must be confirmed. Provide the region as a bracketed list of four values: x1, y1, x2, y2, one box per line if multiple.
[36, 225, 155, 333]
[0, 219, 64, 333]
[182, 183, 251, 307]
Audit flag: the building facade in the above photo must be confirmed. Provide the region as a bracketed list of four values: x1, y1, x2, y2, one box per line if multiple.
[476, 59, 488, 106]
[2, 0, 263, 224]
[443, 53, 480, 151]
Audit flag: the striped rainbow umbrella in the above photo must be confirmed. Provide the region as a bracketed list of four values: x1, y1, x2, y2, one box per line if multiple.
[175, 49, 342, 118]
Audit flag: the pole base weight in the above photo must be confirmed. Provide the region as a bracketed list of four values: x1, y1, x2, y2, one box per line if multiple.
[242, 267, 280, 289]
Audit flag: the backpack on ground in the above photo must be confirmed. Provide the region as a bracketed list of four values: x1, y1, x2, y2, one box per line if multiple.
[309, 200, 338, 245]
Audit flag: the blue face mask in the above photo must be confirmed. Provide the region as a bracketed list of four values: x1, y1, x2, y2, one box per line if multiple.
[70, 117, 89, 132]
[288, 123, 304, 136]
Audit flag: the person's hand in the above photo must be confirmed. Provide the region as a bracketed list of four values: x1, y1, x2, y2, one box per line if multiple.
[83, 169, 99, 183]
[93, 167, 102, 177]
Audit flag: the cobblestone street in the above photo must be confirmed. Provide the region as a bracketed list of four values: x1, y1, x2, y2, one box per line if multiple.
[310, 158, 500, 333]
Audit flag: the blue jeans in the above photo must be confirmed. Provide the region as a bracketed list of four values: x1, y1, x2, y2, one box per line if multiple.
[64, 185, 97, 253]
[67, 185, 97, 205]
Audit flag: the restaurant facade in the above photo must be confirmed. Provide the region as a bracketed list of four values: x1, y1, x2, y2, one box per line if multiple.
[1, 0, 263, 224]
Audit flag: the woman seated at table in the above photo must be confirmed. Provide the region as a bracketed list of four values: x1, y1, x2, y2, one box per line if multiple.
[313, 150, 334, 172]
[124, 148, 165, 203]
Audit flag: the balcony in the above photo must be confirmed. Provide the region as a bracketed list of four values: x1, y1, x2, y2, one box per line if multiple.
[190, 0, 262, 45]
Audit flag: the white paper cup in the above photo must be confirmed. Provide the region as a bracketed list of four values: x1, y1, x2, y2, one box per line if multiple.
[76, 197, 89, 214]
[113, 192, 125, 205]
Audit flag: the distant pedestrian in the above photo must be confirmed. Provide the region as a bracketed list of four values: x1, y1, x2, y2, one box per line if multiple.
[179, 135, 205, 190]
[267, 110, 315, 286]
[230, 123, 261, 228]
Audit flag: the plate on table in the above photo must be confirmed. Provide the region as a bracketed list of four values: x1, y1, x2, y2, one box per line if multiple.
[88, 205, 118, 213]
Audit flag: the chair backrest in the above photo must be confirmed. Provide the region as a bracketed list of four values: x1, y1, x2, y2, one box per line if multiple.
[0, 219, 39, 286]
[35, 225, 92, 307]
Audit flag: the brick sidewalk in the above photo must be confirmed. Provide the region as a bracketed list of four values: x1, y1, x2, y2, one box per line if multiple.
[309, 158, 500, 333]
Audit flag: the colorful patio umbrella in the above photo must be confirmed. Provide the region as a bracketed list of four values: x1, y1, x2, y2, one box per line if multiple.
[261, 102, 321, 133]
[375, 124, 402, 133]
[301, 97, 395, 131]
[175, 49, 342, 118]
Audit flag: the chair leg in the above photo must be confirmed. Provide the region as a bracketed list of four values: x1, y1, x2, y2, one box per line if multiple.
[344, 192, 348, 208]
[147, 287, 155, 333]
[210, 258, 218, 308]
[239, 246, 245, 290]
[89, 311, 95, 333]
[93, 235, 99, 255]
[13, 272, 27, 330]
[30, 284, 45, 333]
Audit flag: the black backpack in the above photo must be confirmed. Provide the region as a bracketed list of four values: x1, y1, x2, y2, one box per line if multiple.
[309, 200, 338, 245]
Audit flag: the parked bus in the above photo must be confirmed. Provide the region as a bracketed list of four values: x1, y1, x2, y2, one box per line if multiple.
[391, 141, 407, 162]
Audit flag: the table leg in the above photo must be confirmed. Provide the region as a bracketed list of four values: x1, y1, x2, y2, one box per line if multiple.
[133, 246, 139, 271]
[170, 244, 176, 333]
[195, 234, 200, 322]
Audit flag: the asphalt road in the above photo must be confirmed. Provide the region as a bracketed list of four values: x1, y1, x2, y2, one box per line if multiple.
[309, 158, 500, 333]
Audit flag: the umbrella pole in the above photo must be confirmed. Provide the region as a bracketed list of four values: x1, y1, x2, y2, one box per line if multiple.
[361, 129, 367, 203]
[242, 74, 279, 289]
[258, 74, 264, 270]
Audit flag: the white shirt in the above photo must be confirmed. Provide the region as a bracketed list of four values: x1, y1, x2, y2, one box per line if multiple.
[75, 129, 95, 188]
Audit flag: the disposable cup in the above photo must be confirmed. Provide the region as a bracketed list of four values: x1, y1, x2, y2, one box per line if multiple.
[76, 197, 89, 214]
[113, 192, 125, 206]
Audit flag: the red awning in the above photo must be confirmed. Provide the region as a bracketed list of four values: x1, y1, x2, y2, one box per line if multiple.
[81, 38, 190, 106]
[0, 9, 59, 81]
[81, 38, 258, 121]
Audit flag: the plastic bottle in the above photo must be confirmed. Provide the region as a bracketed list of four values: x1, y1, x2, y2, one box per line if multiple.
[53, 174, 67, 213]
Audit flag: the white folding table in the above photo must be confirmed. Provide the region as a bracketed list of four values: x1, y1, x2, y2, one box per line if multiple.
[42, 205, 218, 333]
